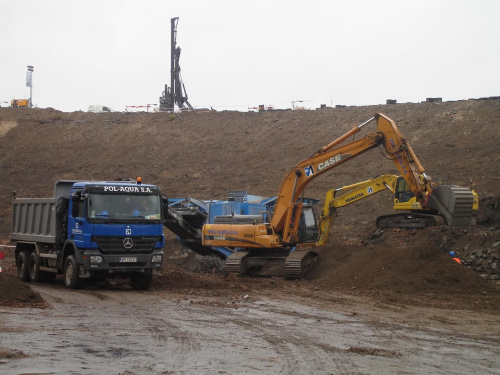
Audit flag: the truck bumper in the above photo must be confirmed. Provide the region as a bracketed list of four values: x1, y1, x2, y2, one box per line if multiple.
[80, 250, 164, 274]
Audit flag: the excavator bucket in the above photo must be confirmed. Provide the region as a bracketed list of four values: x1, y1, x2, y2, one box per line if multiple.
[426, 185, 475, 227]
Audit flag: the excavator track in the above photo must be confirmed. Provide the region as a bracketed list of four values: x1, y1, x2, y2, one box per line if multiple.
[284, 249, 318, 279]
[376, 213, 436, 229]
[222, 251, 250, 275]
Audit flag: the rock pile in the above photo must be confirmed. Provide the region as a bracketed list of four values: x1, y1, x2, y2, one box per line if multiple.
[460, 241, 500, 280]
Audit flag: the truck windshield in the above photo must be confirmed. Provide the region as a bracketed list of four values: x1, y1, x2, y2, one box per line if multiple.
[87, 193, 162, 222]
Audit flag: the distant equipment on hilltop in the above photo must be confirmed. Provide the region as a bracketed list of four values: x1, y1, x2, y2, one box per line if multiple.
[159, 17, 193, 112]
[11, 99, 30, 108]
[11, 65, 34, 108]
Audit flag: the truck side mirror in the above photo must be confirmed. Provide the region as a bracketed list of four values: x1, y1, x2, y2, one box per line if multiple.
[71, 190, 85, 217]
[162, 195, 169, 219]
[71, 192, 79, 202]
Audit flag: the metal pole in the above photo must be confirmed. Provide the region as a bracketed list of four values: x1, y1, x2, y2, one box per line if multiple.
[170, 18, 178, 112]
[27, 65, 34, 108]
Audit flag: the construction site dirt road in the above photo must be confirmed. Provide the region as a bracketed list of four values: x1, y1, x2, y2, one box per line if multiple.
[0, 280, 499, 374]
[0, 98, 499, 374]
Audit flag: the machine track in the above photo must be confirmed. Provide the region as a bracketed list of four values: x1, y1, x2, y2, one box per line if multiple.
[376, 213, 436, 229]
[222, 251, 250, 275]
[284, 249, 318, 279]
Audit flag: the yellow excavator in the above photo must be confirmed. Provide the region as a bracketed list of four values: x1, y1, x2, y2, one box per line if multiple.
[201, 113, 476, 278]
[317, 174, 479, 246]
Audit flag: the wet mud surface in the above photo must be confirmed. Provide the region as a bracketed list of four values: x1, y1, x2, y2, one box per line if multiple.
[1, 283, 499, 375]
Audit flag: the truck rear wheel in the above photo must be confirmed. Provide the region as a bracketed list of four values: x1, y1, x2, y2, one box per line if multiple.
[29, 252, 42, 282]
[17, 251, 30, 282]
[63, 255, 83, 289]
[130, 272, 153, 290]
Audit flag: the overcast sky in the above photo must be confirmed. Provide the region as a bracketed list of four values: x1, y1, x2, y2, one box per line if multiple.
[1, 0, 499, 112]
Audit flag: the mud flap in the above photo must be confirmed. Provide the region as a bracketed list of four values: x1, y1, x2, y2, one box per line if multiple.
[426, 185, 474, 227]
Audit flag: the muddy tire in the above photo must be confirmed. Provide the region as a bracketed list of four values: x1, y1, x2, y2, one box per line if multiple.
[28, 252, 43, 282]
[63, 255, 83, 289]
[130, 272, 153, 290]
[17, 251, 30, 282]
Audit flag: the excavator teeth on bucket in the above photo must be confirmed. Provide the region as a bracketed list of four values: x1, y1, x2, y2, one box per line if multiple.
[427, 185, 475, 227]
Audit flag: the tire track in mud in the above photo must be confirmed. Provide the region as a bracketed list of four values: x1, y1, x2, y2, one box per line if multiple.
[3, 286, 499, 374]
[224, 303, 360, 374]
[232, 318, 347, 374]
[134, 312, 199, 372]
[344, 317, 500, 374]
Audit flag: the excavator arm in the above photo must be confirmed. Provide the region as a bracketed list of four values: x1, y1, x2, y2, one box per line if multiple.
[272, 113, 437, 244]
[203, 113, 474, 250]
[317, 175, 399, 246]
[271, 131, 383, 244]
[272, 113, 474, 245]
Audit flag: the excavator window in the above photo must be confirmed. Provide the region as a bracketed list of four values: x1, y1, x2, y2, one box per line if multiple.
[298, 206, 319, 243]
[394, 178, 414, 203]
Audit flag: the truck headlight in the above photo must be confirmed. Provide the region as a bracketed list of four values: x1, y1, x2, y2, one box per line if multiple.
[151, 254, 163, 263]
[90, 255, 103, 264]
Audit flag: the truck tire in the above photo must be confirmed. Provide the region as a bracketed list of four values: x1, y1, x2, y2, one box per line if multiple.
[63, 255, 83, 289]
[130, 272, 153, 290]
[17, 251, 30, 282]
[29, 252, 42, 282]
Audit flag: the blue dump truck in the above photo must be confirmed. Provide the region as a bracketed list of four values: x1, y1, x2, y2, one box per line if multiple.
[11, 179, 165, 290]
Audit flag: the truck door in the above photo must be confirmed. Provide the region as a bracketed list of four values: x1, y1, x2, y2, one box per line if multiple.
[67, 192, 88, 245]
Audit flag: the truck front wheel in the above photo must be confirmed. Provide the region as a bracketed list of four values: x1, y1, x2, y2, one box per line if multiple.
[130, 272, 153, 290]
[63, 255, 83, 289]
[17, 251, 30, 282]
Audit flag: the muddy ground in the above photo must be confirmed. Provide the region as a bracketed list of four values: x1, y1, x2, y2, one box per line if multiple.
[0, 99, 499, 373]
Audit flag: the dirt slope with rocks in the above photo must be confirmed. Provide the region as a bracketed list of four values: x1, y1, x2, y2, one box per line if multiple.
[0, 99, 499, 309]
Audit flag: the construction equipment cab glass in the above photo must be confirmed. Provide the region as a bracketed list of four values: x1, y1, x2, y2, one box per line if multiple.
[297, 205, 318, 243]
[394, 178, 413, 203]
[76, 187, 162, 223]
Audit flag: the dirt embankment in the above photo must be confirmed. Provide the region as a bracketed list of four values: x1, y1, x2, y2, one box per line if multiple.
[0, 99, 499, 309]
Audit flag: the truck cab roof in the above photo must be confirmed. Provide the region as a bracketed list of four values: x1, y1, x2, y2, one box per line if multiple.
[52, 180, 160, 199]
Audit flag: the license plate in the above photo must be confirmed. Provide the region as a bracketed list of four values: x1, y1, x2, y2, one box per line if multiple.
[119, 257, 137, 263]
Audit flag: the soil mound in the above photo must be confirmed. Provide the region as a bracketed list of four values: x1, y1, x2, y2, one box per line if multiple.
[310, 228, 497, 294]
[0, 274, 45, 307]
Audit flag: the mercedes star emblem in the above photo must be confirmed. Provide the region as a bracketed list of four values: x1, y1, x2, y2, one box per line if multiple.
[123, 237, 134, 249]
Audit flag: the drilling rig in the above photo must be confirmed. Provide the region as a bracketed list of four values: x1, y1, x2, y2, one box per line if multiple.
[159, 17, 193, 112]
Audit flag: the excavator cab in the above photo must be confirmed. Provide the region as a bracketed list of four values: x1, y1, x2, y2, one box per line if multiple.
[297, 205, 319, 244]
[394, 178, 413, 204]
[393, 178, 430, 212]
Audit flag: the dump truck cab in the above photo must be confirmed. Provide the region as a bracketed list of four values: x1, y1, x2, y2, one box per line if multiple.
[67, 181, 164, 275]
[12, 179, 165, 289]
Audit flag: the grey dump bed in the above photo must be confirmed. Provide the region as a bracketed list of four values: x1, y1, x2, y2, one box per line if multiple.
[11, 180, 79, 243]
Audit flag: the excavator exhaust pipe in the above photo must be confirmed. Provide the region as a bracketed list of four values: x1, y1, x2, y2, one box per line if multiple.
[426, 185, 475, 227]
